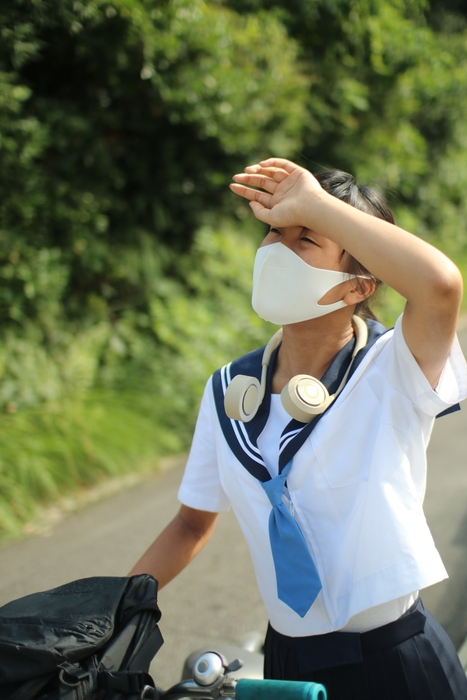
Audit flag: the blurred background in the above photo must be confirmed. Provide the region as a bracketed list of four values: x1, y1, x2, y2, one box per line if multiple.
[1, 0, 467, 560]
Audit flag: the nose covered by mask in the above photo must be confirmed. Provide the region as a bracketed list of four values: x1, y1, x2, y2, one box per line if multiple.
[252, 242, 362, 326]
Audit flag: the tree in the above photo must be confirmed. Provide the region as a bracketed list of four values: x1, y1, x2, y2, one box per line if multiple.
[0, 0, 308, 409]
[225, 0, 467, 260]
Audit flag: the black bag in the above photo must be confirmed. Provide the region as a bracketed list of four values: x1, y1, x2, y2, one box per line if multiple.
[0, 575, 163, 700]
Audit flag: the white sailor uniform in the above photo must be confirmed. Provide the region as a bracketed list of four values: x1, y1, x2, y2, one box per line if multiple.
[178, 315, 467, 698]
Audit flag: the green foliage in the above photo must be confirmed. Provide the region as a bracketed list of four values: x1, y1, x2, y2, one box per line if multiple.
[0, 390, 182, 539]
[0, 0, 305, 404]
[1, 0, 467, 539]
[226, 0, 467, 261]
[0, 0, 305, 243]
[0, 0, 306, 334]
[0, 224, 273, 538]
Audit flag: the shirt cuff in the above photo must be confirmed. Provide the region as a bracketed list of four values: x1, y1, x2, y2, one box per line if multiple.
[394, 314, 467, 416]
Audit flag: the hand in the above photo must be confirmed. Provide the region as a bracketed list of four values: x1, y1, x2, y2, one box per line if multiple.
[229, 158, 323, 228]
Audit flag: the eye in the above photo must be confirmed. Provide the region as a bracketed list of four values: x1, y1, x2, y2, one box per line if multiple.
[301, 235, 318, 245]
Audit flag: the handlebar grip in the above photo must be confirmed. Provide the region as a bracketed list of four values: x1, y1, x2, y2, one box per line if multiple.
[235, 678, 327, 700]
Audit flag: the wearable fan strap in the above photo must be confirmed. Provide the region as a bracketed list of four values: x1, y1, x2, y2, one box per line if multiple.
[212, 319, 458, 617]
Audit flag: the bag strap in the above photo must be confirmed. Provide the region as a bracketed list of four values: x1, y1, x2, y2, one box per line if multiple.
[57, 662, 156, 700]
[98, 670, 157, 696]
[58, 663, 96, 700]
[118, 599, 162, 628]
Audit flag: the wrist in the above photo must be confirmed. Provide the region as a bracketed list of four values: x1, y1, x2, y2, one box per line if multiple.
[298, 183, 331, 231]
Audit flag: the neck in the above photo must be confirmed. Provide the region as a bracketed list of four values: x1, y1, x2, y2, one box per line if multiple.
[272, 309, 356, 394]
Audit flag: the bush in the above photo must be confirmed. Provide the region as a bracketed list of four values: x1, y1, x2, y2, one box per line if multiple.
[1, 0, 467, 539]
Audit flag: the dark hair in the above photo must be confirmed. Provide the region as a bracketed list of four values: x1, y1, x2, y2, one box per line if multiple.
[314, 170, 394, 321]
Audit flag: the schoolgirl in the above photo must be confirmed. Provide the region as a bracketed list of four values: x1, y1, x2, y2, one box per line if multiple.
[130, 158, 467, 699]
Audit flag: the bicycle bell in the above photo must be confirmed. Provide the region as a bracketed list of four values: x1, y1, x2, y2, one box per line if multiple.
[193, 652, 227, 686]
[193, 651, 244, 687]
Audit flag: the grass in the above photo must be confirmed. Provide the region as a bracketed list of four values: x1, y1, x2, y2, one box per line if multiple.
[0, 389, 183, 543]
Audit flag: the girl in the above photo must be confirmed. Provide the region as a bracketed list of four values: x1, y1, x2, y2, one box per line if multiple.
[130, 158, 467, 699]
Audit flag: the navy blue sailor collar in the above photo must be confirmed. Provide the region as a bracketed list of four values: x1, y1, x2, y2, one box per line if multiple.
[212, 319, 387, 482]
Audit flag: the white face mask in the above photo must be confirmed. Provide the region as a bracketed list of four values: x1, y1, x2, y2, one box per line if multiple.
[252, 242, 361, 325]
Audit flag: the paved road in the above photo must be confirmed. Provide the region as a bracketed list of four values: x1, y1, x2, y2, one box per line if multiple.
[0, 325, 466, 687]
[0, 461, 266, 688]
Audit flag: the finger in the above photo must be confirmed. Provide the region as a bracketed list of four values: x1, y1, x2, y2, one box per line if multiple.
[249, 200, 272, 224]
[232, 173, 278, 193]
[229, 183, 273, 208]
[258, 158, 299, 173]
[244, 165, 289, 182]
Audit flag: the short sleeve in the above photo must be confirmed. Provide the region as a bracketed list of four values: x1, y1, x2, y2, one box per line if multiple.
[177, 376, 231, 512]
[387, 315, 467, 416]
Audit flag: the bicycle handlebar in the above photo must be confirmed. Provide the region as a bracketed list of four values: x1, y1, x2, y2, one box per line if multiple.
[159, 677, 327, 700]
[236, 678, 326, 700]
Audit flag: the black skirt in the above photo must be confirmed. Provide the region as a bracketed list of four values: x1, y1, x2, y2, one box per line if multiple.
[263, 599, 467, 700]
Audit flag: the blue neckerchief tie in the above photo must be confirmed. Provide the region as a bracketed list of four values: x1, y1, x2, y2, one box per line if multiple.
[212, 321, 392, 617]
[261, 459, 322, 617]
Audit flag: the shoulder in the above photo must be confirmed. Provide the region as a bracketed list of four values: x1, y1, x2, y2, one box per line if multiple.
[357, 314, 467, 416]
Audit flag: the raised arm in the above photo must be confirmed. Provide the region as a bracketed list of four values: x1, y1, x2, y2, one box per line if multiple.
[230, 158, 463, 388]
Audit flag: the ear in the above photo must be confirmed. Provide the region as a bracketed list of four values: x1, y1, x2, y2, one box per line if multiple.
[342, 277, 376, 306]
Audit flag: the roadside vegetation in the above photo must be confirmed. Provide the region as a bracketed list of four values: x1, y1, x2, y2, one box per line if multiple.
[1, 0, 467, 540]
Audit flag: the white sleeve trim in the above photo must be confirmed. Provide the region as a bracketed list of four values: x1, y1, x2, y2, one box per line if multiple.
[394, 314, 467, 416]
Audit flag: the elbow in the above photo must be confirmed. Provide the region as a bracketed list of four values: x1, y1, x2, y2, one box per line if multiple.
[428, 261, 463, 318]
[176, 505, 218, 545]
